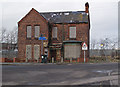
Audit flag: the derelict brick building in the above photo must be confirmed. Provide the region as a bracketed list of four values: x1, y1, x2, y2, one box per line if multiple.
[18, 2, 90, 62]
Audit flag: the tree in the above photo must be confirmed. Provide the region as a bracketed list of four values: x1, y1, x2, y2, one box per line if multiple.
[91, 39, 96, 49]
[99, 37, 118, 58]
[0, 27, 18, 44]
[0, 27, 7, 43]
[0, 27, 18, 58]
[9, 27, 18, 44]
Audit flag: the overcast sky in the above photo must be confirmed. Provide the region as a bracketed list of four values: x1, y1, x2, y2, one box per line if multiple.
[0, 0, 119, 41]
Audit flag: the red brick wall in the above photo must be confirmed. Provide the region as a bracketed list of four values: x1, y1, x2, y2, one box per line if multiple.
[18, 9, 49, 61]
[0, 58, 5, 62]
[64, 58, 89, 63]
[52, 23, 90, 59]
[18, 8, 90, 62]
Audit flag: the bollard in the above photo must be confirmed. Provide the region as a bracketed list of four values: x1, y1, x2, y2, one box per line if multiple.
[37, 59, 39, 63]
[61, 57, 63, 63]
[52, 57, 54, 63]
[26, 58, 28, 63]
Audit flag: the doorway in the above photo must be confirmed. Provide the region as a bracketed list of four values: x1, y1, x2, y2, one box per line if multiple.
[50, 50, 56, 62]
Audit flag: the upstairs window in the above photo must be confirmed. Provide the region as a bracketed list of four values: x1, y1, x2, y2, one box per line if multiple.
[35, 25, 40, 38]
[52, 27, 57, 38]
[69, 27, 76, 38]
[27, 25, 31, 38]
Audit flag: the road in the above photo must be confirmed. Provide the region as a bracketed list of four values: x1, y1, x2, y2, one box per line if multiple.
[2, 63, 119, 86]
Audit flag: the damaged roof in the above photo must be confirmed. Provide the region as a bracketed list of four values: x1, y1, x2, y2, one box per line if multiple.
[40, 11, 89, 24]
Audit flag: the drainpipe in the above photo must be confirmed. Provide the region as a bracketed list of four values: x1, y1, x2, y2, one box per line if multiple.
[62, 23, 64, 61]
[47, 22, 52, 63]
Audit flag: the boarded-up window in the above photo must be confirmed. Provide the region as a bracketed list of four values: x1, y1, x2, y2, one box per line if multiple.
[69, 27, 76, 38]
[52, 27, 57, 38]
[26, 45, 32, 59]
[35, 26, 40, 38]
[27, 26, 31, 38]
[34, 45, 40, 60]
[64, 44, 80, 58]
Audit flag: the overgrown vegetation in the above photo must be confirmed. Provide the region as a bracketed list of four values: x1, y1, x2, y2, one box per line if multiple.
[89, 56, 119, 63]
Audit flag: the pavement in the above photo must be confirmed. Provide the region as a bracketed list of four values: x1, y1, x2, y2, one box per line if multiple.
[1, 62, 119, 86]
[0, 62, 118, 65]
[46, 75, 118, 85]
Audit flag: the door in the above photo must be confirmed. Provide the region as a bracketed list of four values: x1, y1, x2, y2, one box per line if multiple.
[50, 50, 56, 62]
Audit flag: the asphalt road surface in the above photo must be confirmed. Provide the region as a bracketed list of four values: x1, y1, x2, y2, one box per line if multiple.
[1, 63, 119, 86]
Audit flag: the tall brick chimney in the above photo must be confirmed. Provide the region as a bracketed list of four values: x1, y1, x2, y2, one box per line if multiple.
[85, 2, 89, 13]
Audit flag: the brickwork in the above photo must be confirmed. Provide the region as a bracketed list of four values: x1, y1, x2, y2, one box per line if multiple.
[18, 8, 49, 62]
[18, 2, 90, 63]
[51, 23, 89, 60]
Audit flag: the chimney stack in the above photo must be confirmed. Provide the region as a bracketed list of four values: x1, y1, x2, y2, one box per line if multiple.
[85, 2, 89, 13]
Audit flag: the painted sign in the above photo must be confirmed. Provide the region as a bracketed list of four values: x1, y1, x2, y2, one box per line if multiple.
[39, 37, 47, 40]
[82, 42, 88, 50]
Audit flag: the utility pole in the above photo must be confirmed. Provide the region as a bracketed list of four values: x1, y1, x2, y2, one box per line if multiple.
[39, 34, 47, 63]
[41, 34, 43, 56]
[62, 23, 64, 61]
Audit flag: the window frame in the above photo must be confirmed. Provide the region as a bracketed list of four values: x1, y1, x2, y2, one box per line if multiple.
[52, 27, 58, 39]
[26, 25, 32, 39]
[34, 25, 40, 39]
[34, 45, 40, 60]
[26, 45, 32, 60]
[69, 26, 76, 39]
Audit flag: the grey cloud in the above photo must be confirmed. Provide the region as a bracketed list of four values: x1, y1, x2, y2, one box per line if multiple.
[1, 1, 118, 41]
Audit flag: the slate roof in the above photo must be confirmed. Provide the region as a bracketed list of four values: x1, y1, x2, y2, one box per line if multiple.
[40, 11, 88, 24]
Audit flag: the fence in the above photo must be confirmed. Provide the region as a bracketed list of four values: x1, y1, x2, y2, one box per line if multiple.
[0, 49, 119, 63]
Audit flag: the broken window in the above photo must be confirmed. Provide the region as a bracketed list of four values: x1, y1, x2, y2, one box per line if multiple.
[26, 45, 32, 59]
[27, 26, 31, 38]
[52, 27, 57, 38]
[69, 27, 76, 38]
[35, 26, 40, 38]
[34, 45, 40, 60]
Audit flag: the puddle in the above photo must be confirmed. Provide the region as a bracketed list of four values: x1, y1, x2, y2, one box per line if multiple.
[93, 70, 113, 74]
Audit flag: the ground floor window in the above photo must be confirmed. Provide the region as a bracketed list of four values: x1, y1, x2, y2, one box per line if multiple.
[64, 43, 81, 59]
[34, 45, 40, 60]
[26, 45, 32, 60]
